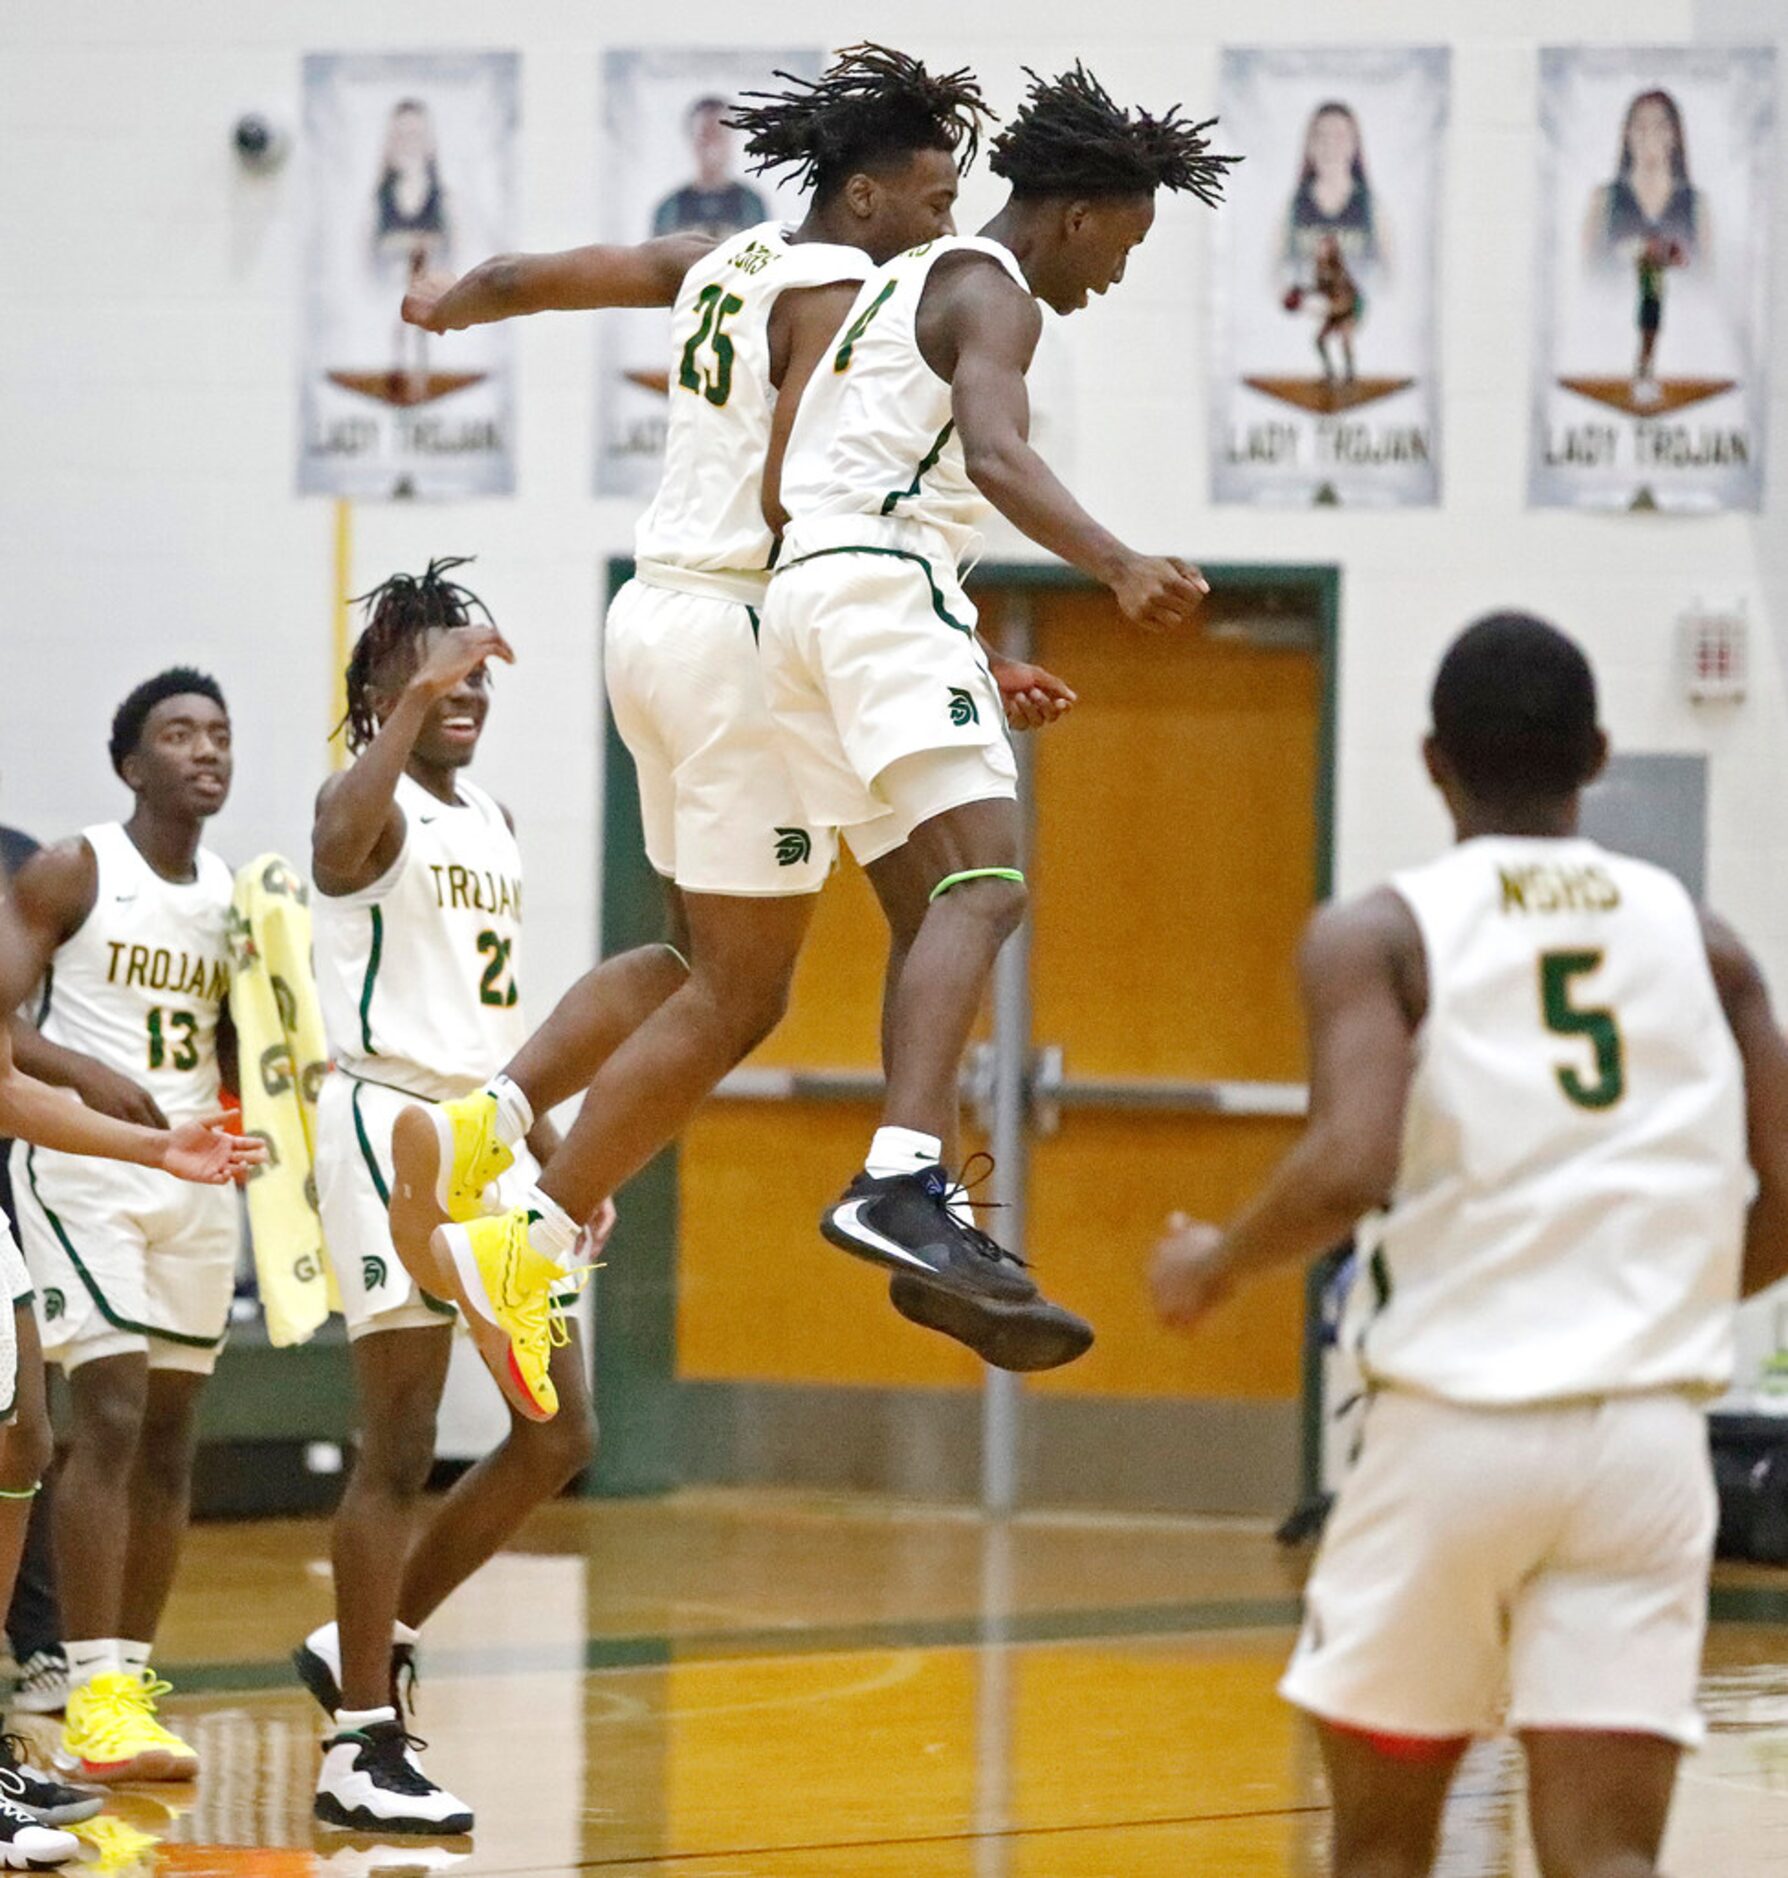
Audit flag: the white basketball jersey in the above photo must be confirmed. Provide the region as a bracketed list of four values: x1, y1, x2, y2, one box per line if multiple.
[36, 823, 231, 1124]
[632, 222, 867, 592]
[313, 774, 527, 1102]
[1348, 837, 1751, 1406]
[779, 235, 1031, 567]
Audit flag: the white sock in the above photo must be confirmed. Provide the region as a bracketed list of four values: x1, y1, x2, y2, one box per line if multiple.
[66, 1640, 121, 1689]
[309, 1619, 419, 1668]
[484, 1074, 534, 1148]
[333, 1705, 396, 1734]
[866, 1127, 943, 1180]
[119, 1640, 152, 1679]
[522, 1188, 578, 1265]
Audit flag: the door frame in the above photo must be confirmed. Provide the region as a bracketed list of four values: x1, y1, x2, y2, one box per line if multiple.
[589, 557, 1340, 1500]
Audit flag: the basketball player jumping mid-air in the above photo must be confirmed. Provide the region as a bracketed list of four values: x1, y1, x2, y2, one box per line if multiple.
[1152, 612, 1788, 1878]
[388, 48, 1082, 1406]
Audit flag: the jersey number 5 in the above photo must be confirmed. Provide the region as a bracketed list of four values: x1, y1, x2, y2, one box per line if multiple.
[677, 285, 744, 407]
[1540, 950, 1624, 1111]
[478, 931, 518, 1009]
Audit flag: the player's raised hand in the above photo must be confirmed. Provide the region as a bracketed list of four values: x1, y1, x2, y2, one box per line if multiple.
[159, 1113, 268, 1186]
[989, 655, 1078, 731]
[1108, 553, 1209, 632]
[401, 269, 459, 334]
[407, 625, 516, 703]
[1149, 1212, 1233, 1332]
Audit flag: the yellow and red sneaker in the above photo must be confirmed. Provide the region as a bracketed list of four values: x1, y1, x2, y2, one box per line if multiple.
[389, 1090, 515, 1289]
[433, 1211, 573, 1422]
[57, 1671, 197, 1784]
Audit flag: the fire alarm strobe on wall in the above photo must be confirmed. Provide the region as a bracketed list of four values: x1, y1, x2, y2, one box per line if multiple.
[1680, 605, 1748, 704]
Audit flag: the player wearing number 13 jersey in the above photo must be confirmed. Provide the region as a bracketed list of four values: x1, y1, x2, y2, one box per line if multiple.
[1151, 614, 1788, 1878]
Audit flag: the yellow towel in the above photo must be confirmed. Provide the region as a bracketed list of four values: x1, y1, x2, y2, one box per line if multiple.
[227, 854, 338, 1344]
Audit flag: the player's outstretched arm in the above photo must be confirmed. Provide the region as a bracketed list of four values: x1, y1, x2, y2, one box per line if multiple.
[403, 233, 717, 333]
[313, 624, 514, 897]
[5, 841, 168, 1128]
[0, 1027, 260, 1183]
[761, 280, 866, 537]
[939, 262, 1206, 631]
[1702, 912, 1788, 1297]
[1150, 890, 1422, 1333]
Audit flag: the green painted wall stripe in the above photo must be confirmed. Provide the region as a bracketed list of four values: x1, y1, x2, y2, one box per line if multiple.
[22, 1147, 220, 1349]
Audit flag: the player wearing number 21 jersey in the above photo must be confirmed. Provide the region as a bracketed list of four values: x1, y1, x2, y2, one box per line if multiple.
[1152, 612, 1788, 1878]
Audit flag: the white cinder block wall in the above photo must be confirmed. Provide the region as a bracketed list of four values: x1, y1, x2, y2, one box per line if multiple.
[3, 0, 1785, 1018]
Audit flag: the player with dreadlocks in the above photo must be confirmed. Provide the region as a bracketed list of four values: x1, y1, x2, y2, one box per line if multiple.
[389, 48, 1079, 1415]
[300, 559, 629, 1833]
[742, 65, 1238, 1362]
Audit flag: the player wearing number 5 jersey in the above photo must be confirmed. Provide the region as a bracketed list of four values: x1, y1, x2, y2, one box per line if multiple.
[5, 669, 241, 1783]
[1152, 614, 1788, 1878]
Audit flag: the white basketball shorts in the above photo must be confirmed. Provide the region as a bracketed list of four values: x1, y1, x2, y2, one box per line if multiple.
[1280, 1387, 1717, 1747]
[10, 1138, 239, 1376]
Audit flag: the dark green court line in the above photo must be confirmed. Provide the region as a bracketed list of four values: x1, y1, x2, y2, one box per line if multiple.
[158, 1583, 1788, 1699]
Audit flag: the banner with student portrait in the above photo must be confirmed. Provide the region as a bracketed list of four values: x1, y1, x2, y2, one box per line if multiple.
[595, 47, 822, 498]
[1530, 46, 1774, 512]
[1212, 47, 1448, 508]
[299, 51, 518, 499]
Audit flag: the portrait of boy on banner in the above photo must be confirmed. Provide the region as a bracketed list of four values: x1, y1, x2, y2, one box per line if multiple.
[595, 48, 820, 498]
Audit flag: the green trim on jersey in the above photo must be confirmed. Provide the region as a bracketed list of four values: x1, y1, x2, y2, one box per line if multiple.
[776, 546, 972, 634]
[746, 606, 760, 643]
[21, 1147, 222, 1350]
[358, 906, 384, 1056]
[880, 421, 955, 518]
[348, 1081, 456, 1319]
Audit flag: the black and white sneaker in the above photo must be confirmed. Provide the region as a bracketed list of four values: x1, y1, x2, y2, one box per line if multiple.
[888, 1272, 1094, 1372]
[0, 1736, 102, 1827]
[822, 1165, 1039, 1306]
[0, 1791, 78, 1869]
[8, 1655, 65, 1721]
[314, 1718, 472, 1837]
[295, 1632, 418, 1723]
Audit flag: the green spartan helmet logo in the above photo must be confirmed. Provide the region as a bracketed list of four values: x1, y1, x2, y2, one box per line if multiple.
[948, 686, 979, 727]
[42, 1288, 64, 1322]
[774, 827, 812, 867]
[362, 1255, 388, 1293]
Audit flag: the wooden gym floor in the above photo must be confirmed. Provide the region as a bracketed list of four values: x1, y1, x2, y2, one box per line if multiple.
[40, 1489, 1788, 1875]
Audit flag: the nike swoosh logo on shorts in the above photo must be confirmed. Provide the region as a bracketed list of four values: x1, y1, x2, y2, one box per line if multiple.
[829, 1200, 936, 1271]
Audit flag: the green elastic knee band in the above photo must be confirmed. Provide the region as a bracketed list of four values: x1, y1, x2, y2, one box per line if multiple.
[662, 943, 691, 973]
[929, 867, 1025, 903]
[0, 1484, 40, 1500]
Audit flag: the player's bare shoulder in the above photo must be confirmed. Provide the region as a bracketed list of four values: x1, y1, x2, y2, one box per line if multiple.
[1300, 886, 1428, 1026]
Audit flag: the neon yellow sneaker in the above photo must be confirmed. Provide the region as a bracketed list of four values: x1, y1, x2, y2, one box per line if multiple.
[433, 1210, 570, 1422]
[57, 1671, 197, 1783]
[389, 1091, 515, 1288]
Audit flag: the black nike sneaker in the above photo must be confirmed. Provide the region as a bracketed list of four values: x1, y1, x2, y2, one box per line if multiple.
[821, 1165, 1039, 1305]
[294, 1634, 418, 1723]
[0, 1733, 103, 1827]
[888, 1272, 1095, 1372]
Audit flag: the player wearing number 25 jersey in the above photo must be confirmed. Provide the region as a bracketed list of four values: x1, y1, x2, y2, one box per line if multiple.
[1153, 614, 1788, 1877]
